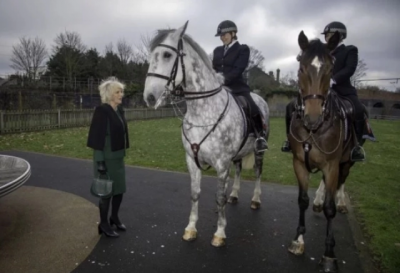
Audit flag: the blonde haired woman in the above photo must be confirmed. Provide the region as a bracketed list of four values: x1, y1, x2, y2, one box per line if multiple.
[87, 77, 130, 238]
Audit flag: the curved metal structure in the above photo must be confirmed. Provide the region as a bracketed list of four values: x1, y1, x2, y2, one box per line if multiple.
[0, 155, 31, 198]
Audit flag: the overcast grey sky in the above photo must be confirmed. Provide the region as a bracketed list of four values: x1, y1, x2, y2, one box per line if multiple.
[0, 0, 399, 90]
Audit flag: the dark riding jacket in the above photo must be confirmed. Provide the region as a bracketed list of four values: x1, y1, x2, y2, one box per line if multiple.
[331, 44, 358, 96]
[212, 42, 251, 94]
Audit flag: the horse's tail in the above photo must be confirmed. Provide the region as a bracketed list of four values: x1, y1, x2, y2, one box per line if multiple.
[242, 152, 255, 170]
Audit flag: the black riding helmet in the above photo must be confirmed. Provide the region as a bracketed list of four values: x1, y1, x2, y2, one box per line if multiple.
[215, 20, 238, 36]
[321, 21, 347, 39]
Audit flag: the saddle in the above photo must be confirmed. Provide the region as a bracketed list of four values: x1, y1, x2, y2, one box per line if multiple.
[231, 94, 256, 137]
[334, 93, 355, 121]
[331, 92, 376, 143]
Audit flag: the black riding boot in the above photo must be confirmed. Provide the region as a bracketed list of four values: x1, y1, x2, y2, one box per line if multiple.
[110, 194, 126, 231]
[282, 101, 295, 152]
[98, 197, 119, 237]
[351, 120, 366, 162]
[253, 114, 268, 153]
[281, 114, 292, 152]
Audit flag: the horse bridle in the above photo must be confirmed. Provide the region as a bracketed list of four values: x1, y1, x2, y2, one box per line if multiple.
[146, 27, 222, 101]
[292, 55, 343, 173]
[296, 93, 328, 114]
[295, 55, 336, 123]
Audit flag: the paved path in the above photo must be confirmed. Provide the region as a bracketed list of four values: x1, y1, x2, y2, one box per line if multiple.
[0, 150, 374, 273]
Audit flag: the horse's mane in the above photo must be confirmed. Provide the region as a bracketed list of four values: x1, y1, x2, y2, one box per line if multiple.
[149, 29, 213, 72]
[302, 38, 330, 61]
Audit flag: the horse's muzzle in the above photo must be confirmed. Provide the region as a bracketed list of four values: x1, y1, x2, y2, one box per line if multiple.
[304, 114, 323, 131]
[146, 94, 156, 107]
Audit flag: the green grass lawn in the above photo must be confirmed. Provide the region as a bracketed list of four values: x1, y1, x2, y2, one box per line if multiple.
[0, 117, 399, 272]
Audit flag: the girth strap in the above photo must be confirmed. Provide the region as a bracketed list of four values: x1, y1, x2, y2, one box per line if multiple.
[182, 90, 230, 171]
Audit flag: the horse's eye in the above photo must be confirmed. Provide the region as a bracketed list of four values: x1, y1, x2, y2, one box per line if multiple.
[164, 52, 172, 58]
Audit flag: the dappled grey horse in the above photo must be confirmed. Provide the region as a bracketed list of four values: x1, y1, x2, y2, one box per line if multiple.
[143, 21, 270, 247]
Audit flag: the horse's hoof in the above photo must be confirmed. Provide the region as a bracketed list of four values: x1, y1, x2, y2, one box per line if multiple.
[228, 196, 238, 204]
[182, 230, 197, 241]
[313, 204, 323, 213]
[337, 205, 348, 214]
[211, 235, 226, 247]
[319, 256, 338, 272]
[251, 201, 261, 210]
[288, 240, 304, 255]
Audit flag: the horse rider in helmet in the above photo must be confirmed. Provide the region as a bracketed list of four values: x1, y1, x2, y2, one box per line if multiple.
[281, 21, 367, 162]
[212, 20, 268, 153]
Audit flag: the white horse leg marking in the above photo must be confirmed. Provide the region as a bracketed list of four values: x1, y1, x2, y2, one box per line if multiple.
[336, 183, 348, 213]
[251, 153, 263, 209]
[313, 179, 325, 212]
[182, 154, 202, 241]
[336, 184, 345, 206]
[212, 168, 229, 247]
[228, 160, 241, 203]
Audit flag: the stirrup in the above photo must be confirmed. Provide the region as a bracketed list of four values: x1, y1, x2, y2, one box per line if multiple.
[350, 146, 366, 162]
[281, 140, 291, 152]
[254, 137, 268, 152]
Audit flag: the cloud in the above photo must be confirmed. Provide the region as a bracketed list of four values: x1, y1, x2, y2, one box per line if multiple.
[0, 0, 398, 90]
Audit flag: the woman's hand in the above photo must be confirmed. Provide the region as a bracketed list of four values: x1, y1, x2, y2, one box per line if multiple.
[97, 161, 107, 175]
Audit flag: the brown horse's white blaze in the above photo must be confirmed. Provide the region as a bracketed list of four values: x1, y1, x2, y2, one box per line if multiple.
[301, 55, 330, 130]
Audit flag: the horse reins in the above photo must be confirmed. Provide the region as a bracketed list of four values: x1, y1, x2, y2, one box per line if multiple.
[290, 90, 345, 173]
[145, 26, 228, 171]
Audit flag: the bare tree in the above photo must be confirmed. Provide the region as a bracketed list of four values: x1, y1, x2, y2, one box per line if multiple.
[280, 71, 298, 89]
[105, 42, 113, 54]
[247, 46, 265, 70]
[53, 30, 86, 53]
[133, 33, 153, 64]
[10, 36, 48, 80]
[242, 46, 265, 84]
[117, 39, 133, 64]
[351, 59, 368, 88]
[52, 30, 86, 83]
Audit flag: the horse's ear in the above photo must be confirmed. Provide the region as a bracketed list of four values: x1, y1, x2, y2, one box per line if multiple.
[327, 31, 340, 51]
[179, 20, 189, 38]
[298, 31, 309, 51]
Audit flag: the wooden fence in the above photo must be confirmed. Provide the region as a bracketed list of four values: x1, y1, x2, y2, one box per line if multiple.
[372, 115, 400, 120]
[1, 108, 398, 135]
[0, 108, 178, 134]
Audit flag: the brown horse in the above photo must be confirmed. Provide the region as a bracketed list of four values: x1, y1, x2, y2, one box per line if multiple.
[286, 30, 366, 272]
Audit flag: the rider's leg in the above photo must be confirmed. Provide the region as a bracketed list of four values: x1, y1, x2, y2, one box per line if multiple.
[241, 92, 268, 152]
[347, 94, 366, 161]
[282, 99, 296, 152]
[253, 113, 268, 152]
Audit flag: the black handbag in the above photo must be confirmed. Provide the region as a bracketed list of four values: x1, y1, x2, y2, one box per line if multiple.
[90, 173, 113, 198]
